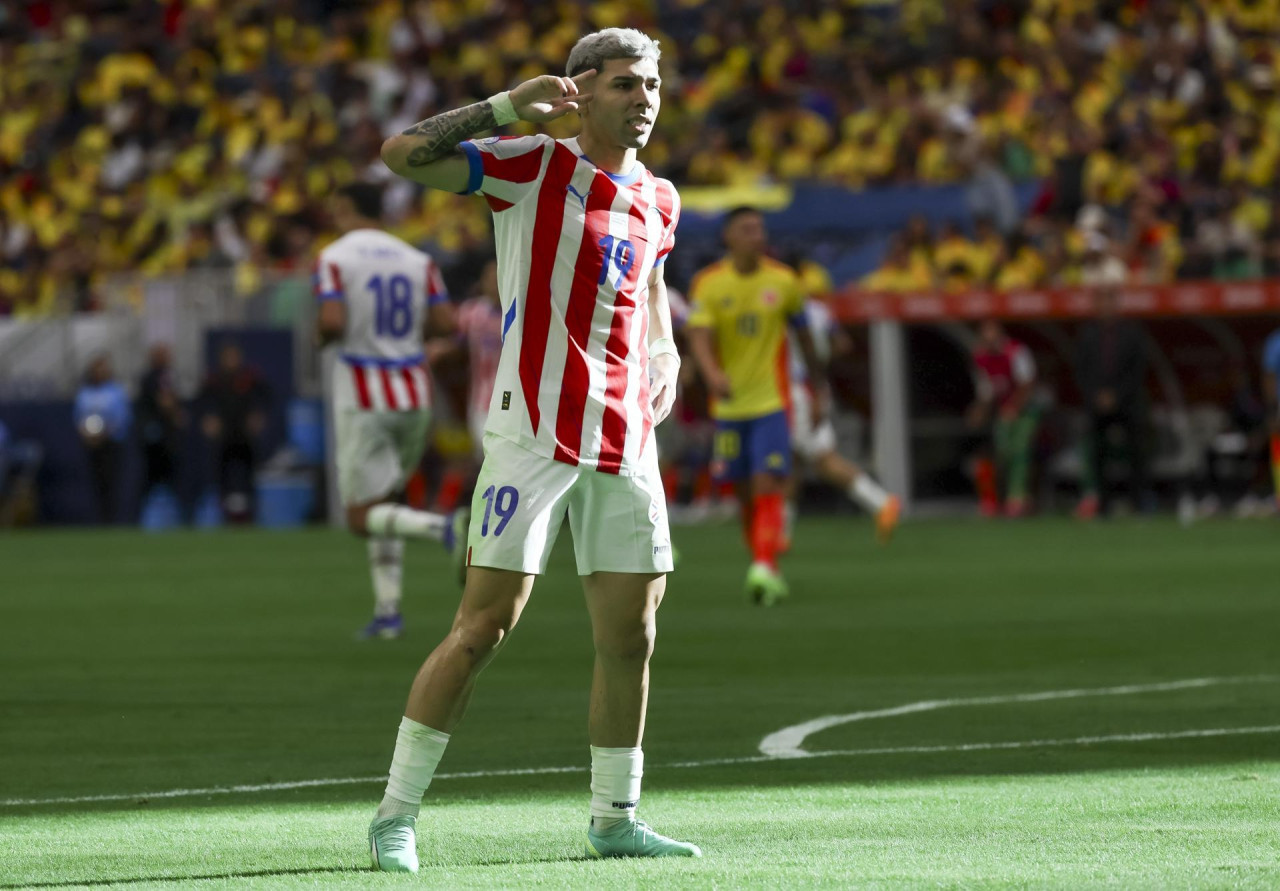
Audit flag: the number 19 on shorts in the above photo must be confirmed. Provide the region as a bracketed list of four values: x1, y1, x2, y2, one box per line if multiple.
[479, 485, 519, 536]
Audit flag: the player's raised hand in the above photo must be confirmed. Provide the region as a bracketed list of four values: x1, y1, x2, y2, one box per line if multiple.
[649, 353, 679, 425]
[509, 70, 596, 122]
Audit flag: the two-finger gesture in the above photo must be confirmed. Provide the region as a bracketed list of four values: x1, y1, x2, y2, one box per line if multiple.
[509, 70, 596, 122]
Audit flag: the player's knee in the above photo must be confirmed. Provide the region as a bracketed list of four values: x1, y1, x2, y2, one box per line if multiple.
[346, 504, 370, 536]
[453, 610, 515, 663]
[595, 617, 656, 664]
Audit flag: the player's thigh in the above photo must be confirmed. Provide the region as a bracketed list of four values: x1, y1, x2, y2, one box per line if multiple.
[335, 409, 401, 506]
[390, 408, 432, 486]
[467, 435, 575, 575]
[747, 411, 792, 479]
[790, 389, 837, 463]
[569, 453, 673, 576]
[711, 419, 750, 482]
[453, 566, 536, 639]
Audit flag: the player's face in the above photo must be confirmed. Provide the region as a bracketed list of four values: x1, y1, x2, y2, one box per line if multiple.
[587, 57, 661, 150]
[724, 212, 767, 256]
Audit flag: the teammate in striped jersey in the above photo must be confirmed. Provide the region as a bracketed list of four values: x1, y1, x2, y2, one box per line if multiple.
[367, 29, 699, 870]
[786, 297, 900, 544]
[453, 258, 504, 460]
[316, 183, 462, 640]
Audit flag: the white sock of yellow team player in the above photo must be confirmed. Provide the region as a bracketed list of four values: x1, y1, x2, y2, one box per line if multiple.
[368, 536, 404, 618]
[366, 503, 448, 540]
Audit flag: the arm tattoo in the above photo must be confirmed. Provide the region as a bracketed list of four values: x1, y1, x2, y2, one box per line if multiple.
[402, 101, 498, 167]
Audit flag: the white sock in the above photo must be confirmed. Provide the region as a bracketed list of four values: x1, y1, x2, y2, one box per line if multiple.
[589, 745, 643, 829]
[368, 536, 404, 618]
[367, 503, 447, 541]
[848, 472, 889, 513]
[377, 716, 450, 819]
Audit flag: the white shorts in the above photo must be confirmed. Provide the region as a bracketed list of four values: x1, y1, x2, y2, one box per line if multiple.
[789, 383, 837, 461]
[468, 407, 488, 460]
[467, 433, 673, 576]
[334, 407, 432, 506]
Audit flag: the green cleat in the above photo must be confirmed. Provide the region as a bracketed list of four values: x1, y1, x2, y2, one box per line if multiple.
[745, 561, 788, 607]
[369, 814, 419, 873]
[585, 819, 702, 859]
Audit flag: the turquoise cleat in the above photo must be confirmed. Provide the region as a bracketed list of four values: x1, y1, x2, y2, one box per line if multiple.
[585, 819, 702, 859]
[369, 815, 419, 873]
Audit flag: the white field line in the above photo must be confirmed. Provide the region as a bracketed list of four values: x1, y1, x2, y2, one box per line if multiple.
[3, 676, 1276, 809]
[758, 675, 1279, 758]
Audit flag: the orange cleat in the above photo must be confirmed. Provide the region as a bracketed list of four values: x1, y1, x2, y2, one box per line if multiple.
[876, 495, 902, 545]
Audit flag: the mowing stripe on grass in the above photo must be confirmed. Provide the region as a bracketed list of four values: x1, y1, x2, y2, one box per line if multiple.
[5, 724, 1279, 808]
[759, 675, 1279, 758]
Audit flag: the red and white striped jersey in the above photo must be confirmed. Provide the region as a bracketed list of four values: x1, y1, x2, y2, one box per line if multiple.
[789, 299, 834, 384]
[458, 134, 681, 475]
[456, 296, 503, 424]
[315, 228, 448, 412]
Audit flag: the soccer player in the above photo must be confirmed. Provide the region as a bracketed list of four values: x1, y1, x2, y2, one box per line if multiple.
[1264, 326, 1280, 505]
[686, 207, 827, 605]
[316, 182, 463, 640]
[369, 29, 699, 871]
[966, 319, 1039, 517]
[452, 257, 504, 465]
[787, 296, 900, 543]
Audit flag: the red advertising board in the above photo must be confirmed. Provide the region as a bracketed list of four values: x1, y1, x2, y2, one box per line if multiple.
[829, 281, 1280, 322]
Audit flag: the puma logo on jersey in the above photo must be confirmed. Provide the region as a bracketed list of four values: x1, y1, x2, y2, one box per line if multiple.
[566, 184, 591, 209]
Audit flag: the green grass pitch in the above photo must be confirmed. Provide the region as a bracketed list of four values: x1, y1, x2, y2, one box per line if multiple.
[2, 517, 1278, 888]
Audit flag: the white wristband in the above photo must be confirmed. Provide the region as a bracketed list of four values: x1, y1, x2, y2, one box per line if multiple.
[650, 337, 680, 366]
[489, 91, 519, 126]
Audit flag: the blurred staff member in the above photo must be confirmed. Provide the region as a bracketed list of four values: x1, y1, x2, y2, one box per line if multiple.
[199, 342, 270, 524]
[1265, 327, 1280, 505]
[966, 320, 1039, 518]
[1074, 287, 1149, 520]
[136, 344, 184, 508]
[0, 419, 43, 525]
[73, 355, 132, 524]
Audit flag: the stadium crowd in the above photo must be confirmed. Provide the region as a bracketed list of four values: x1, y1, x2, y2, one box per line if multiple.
[5, 1, 1280, 317]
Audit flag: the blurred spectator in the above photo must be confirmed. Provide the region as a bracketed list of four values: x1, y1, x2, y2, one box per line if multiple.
[1074, 290, 1150, 519]
[861, 235, 933, 293]
[198, 342, 270, 524]
[967, 320, 1040, 518]
[136, 343, 184, 513]
[73, 355, 132, 524]
[8, 0, 1280, 315]
[1078, 232, 1130, 288]
[0, 419, 43, 526]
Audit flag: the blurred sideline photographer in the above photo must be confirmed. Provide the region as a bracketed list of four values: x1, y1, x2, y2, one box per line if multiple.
[73, 355, 131, 525]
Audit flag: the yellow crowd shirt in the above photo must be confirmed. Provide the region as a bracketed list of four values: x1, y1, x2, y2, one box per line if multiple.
[688, 258, 806, 421]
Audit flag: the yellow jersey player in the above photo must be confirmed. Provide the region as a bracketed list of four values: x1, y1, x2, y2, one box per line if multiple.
[687, 206, 826, 605]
